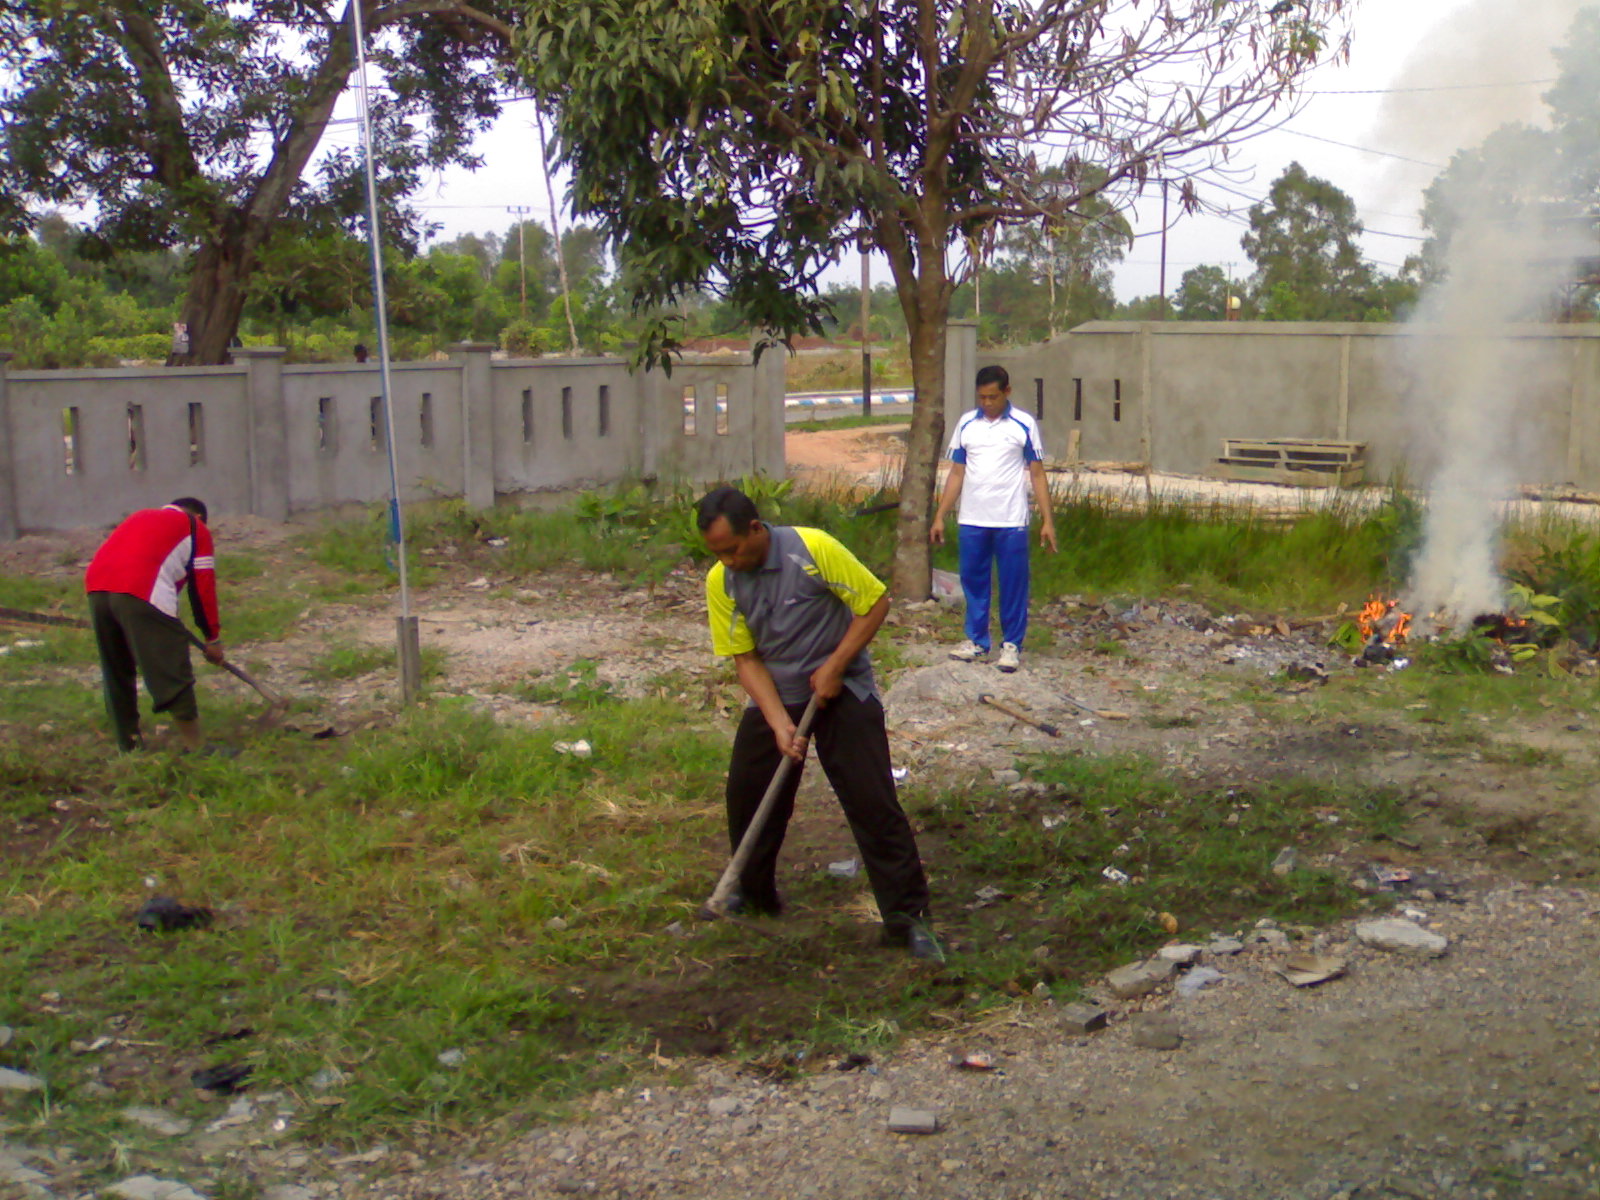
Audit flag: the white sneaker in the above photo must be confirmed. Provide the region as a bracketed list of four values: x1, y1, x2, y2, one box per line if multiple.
[997, 642, 1021, 672]
[949, 640, 987, 662]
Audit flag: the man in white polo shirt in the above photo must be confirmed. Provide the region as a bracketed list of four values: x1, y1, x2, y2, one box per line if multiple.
[930, 365, 1057, 672]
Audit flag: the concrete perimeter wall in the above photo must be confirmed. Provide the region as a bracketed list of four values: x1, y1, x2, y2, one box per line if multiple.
[974, 321, 1600, 488]
[0, 344, 784, 538]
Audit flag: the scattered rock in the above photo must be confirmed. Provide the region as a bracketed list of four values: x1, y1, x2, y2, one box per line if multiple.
[1245, 928, 1291, 951]
[887, 1107, 939, 1135]
[105, 1177, 208, 1200]
[0, 1067, 44, 1092]
[1129, 1013, 1182, 1051]
[1057, 1003, 1109, 1035]
[707, 1096, 741, 1118]
[546, 916, 569, 932]
[1276, 954, 1347, 988]
[1206, 937, 1244, 956]
[0, 1025, 12, 1047]
[1156, 943, 1203, 965]
[436, 1048, 466, 1067]
[0, 1149, 52, 1199]
[262, 1187, 317, 1200]
[1175, 966, 1224, 997]
[1105, 958, 1175, 999]
[826, 859, 859, 879]
[991, 768, 1022, 786]
[1271, 847, 1298, 876]
[1354, 918, 1448, 957]
[120, 1106, 193, 1137]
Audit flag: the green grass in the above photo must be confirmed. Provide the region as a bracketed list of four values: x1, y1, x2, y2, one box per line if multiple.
[305, 639, 448, 682]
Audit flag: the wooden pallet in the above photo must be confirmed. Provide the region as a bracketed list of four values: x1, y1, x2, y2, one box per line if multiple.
[1215, 438, 1366, 488]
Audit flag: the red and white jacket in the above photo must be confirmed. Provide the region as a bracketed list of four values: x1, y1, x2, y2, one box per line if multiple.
[85, 505, 221, 640]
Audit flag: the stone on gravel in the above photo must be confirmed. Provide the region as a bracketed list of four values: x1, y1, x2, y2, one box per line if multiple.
[1175, 966, 1224, 997]
[0, 1149, 53, 1199]
[1245, 928, 1291, 951]
[1057, 1003, 1109, 1035]
[1105, 958, 1175, 999]
[1156, 943, 1203, 965]
[1355, 918, 1448, 957]
[105, 1176, 209, 1200]
[261, 1187, 316, 1200]
[1207, 937, 1244, 955]
[1129, 1013, 1182, 1051]
[887, 1107, 939, 1134]
[120, 1106, 193, 1137]
[0, 1067, 44, 1092]
[707, 1096, 741, 1118]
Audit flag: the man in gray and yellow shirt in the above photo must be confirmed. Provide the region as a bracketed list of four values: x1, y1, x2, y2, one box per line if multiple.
[697, 485, 940, 961]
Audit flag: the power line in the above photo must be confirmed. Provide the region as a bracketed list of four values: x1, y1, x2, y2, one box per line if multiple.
[1300, 77, 1556, 96]
[1278, 128, 1444, 169]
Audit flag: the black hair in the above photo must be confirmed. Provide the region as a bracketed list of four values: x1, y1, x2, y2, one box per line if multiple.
[976, 364, 1010, 391]
[170, 496, 209, 523]
[695, 485, 760, 534]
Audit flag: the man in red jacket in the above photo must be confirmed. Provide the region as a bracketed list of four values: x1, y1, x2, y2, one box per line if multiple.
[84, 497, 226, 752]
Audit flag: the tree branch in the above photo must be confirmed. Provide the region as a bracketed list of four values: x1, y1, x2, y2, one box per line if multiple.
[372, 0, 513, 44]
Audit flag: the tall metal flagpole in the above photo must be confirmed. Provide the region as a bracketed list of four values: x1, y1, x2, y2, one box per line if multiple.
[350, 1, 422, 702]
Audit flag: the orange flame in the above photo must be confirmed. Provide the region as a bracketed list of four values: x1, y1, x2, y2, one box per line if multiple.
[1356, 596, 1412, 645]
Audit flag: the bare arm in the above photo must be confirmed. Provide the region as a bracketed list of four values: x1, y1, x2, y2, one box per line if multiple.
[810, 595, 890, 704]
[1029, 460, 1058, 552]
[930, 461, 966, 546]
[733, 652, 808, 762]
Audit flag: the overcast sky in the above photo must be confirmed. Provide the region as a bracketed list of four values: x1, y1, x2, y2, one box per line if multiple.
[396, 0, 1591, 302]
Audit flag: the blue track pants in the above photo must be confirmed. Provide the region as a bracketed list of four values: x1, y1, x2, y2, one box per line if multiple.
[957, 524, 1030, 651]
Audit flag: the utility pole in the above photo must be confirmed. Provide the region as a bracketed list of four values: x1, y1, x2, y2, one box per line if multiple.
[507, 205, 532, 319]
[1157, 156, 1170, 321]
[860, 233, 872, 418]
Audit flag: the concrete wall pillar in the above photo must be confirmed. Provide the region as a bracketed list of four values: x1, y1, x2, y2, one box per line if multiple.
[752, 337, 787, 476]
[450, 343, 497, 510]
[234, 347, 289, 521]
[0, 352, 15, 539]
[943, 319, 979, 430]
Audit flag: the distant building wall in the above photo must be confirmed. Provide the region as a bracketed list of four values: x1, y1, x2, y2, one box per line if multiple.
[0, 344, 784, 537]
[977, 321, 1600, 487]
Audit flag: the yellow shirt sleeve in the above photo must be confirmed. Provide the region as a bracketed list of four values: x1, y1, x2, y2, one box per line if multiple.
[795, 527, 887, 616]
[705, 561, 756, 656]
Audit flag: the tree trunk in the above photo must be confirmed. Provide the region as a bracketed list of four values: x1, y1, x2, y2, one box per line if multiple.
[178, 225, 260, 365]
[894, 313, 948, 600]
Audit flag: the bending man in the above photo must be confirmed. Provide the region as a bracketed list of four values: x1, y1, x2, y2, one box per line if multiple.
[697, 485, 940, 961]
[85, 497, 226, 752]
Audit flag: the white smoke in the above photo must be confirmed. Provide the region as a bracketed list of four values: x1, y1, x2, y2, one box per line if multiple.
[1402, 165, 1592, 622]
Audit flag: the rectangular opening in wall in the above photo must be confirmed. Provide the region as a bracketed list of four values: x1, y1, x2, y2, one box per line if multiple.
[1113, 379, 1122, 423]
[715, 383, 729, 435]
[1073, 378, 1083, 422]
[682, 384, 696, 436]
[561, 386, 573, 440]
[62, 407, 81, 475]
[598, 385, 610, 437]
[369, 395, 384, 450]
[419, 392, 434, 448]
[521, 388, 534, 444]
[188, 402, 205, 466]
[125, 403, 146, 471]
[317, 397, 335, 453]
[1034, 378, 1044, 419]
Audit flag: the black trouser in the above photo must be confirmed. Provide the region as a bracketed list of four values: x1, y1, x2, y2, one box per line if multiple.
[89, 591, 197, 751]
[725, 691, 931, 932]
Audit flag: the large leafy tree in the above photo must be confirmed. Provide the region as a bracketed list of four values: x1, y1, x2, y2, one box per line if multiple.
[0, 1, 518, 365]
[1241, 162, 1373, 321]
[1172, 264, 1232, 320]
[518, 0, 1351, 596]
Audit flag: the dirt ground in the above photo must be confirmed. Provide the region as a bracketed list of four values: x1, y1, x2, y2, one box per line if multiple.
[2, 427, 1599, 1199]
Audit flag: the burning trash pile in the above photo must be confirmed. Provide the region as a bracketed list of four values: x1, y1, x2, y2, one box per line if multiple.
[1338, 585, 1561, 675]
